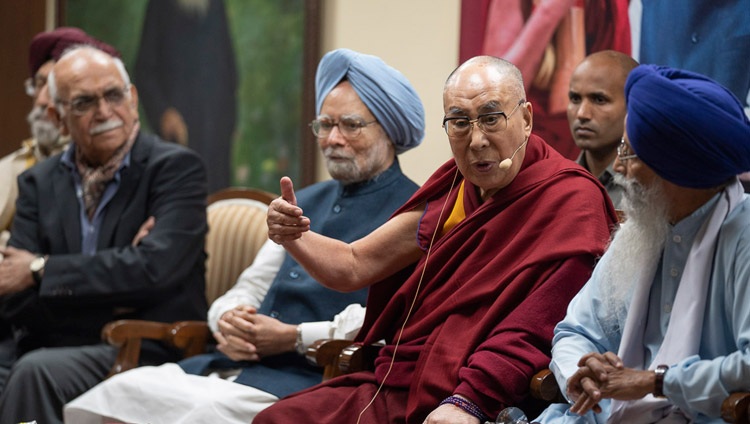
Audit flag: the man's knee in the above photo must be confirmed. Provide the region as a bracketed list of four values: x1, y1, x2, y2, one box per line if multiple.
[7, 348, 57, 381]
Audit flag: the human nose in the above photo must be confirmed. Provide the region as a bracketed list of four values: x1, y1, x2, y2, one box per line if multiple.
[323, 124, 347, 146]
[35, 84, 51, 109]
[576, 101, 592, 121]
[468, 120, 488, 149]
[93, 95, 114, 116]
[613, 155, 627, 175]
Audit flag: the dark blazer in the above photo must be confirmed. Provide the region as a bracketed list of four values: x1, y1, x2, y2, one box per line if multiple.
[1, 132, 208, 360]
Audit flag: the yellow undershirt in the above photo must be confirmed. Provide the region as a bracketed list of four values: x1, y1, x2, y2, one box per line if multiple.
[440, 180, 466, 237]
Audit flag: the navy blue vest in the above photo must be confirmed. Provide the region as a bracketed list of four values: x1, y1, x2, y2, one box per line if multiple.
[179, 160, 418, 397]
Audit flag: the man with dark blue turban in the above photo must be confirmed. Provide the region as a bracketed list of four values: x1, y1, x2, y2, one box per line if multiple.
[64, 48, 423, 423]
[534, 64, 750, 423]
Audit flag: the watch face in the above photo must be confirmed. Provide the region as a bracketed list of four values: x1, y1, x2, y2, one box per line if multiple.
[30, 256, 45, 272]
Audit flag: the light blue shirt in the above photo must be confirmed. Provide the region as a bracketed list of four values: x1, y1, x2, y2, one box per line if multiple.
[60, 147, 130, 255]
[535, 193, 750, 423]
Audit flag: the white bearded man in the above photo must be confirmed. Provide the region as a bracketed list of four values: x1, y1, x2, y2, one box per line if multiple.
[533, 65, 750, 423]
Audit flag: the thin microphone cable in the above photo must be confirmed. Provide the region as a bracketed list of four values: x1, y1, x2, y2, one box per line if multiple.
[356, 167, 461, 423]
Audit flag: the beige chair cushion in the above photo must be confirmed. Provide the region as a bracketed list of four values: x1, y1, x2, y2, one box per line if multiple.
[204, 198, 270, 305]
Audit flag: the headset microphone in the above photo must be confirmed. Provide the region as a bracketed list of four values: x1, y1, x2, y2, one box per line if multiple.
[498, 158, 512, 170]
[497, 137, 529, 170]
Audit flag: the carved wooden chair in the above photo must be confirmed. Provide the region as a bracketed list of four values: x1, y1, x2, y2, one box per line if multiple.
[102, 187, 277, 377]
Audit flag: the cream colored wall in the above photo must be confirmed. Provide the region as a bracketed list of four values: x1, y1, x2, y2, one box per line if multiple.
[316, 0, 461, 185]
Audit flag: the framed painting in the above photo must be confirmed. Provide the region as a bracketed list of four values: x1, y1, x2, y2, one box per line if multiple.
[57, 0, 320, 193]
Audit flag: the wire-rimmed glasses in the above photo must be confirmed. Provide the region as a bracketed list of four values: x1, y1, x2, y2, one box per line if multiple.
[617, 137, 638, 161]
[309, 117, 377, 140]
[442, 99, 525, 138]
[56, 85, 131, 116]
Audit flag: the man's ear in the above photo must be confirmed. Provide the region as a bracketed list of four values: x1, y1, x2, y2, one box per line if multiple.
[523, 101, 533, 138]
[47, 104, 68, 136]
[129, 84, 139, 112]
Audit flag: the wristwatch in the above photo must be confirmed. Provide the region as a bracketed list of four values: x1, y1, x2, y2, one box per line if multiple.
[653, 364, 669, 398]
[30, 255, 46, 284]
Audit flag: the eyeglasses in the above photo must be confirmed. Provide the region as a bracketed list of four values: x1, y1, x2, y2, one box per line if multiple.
[24, 76, 48, 97]
[56, 85, 130, 116]
[309, 117, 377, 140]
[442, 99, 525, 138]
[617, 138, 638, 161]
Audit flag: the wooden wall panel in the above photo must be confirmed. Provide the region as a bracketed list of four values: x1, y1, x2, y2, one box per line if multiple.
[0, 0, 47, 157]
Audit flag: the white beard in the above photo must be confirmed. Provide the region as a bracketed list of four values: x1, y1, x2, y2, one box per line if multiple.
[27, 106, 60, 154]
[599, 174, 670, 328]
[322, 138, 391, 185]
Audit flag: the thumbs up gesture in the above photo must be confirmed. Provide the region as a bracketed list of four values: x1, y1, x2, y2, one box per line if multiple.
[267, 177, 311, 244]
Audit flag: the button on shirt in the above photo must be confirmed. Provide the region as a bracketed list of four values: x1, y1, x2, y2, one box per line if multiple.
[642, 194, 719, 365]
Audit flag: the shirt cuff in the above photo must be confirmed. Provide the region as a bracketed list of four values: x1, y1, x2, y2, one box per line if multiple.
[298, 321, 331, 349]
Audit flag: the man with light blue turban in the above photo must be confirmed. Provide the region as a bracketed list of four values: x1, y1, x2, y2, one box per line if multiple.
[533, 64, 750, 423]
[315, 48, 425, 154]
[64, 48, 424, 423]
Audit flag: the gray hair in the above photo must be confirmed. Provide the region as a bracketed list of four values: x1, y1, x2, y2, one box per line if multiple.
[48, 45, 131, 116]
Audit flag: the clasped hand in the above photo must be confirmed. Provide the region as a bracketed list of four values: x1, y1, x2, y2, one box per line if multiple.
[0, 246, 36, 295]
[214, 305, 296, 362]
[267, 177, 310, 244]
[566, 351, 655, 415]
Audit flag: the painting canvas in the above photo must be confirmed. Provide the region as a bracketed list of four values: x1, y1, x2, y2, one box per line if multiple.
[63, 0, 316, 193]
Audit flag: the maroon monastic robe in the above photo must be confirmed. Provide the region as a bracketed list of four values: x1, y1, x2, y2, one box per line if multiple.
[255, 135, 618, 423]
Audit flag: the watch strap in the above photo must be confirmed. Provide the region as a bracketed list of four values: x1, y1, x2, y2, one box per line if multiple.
[653, 364, 669, 398]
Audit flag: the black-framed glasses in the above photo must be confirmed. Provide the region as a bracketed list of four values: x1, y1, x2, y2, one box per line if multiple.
[56, 85, 130, 116]
[442, 99, 525, 138]
[309, 117, 377, 140]
[617, 137, 638, 161]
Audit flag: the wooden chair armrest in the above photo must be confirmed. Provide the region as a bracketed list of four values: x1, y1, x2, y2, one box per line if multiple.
[168, 321, 211, 358]
[306, 339, 356, 380]
[338, 343, 380, 376]
[530, 368, 565, 403]
[102, 319, 172, 377]
[722, 392, 750, 424]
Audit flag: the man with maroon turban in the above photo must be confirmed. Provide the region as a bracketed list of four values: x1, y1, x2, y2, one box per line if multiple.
[0, 27, 120, 395]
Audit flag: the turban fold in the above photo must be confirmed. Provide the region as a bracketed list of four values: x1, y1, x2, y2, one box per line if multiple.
[625, 64, 750, 188]
[315, 48, 425, 154]
[29, 27, 121, 77]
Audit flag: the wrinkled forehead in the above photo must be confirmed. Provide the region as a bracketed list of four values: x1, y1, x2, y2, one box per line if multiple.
[55, 51, 125, 95]
[443, 82, 516, 115]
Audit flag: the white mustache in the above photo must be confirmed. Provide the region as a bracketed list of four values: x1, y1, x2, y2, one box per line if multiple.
[322, 147, 354, 161]
[90, 119, 124, 135]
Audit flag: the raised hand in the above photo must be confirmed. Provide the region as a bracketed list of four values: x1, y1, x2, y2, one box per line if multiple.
[267, 177, 311, 244]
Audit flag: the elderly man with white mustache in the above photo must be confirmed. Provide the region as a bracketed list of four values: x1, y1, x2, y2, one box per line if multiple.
[0, 45, 209, 424]
[0, 27, 120, 234]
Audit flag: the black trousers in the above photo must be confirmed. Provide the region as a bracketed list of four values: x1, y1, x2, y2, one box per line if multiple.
[0, 344, 116, 424]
